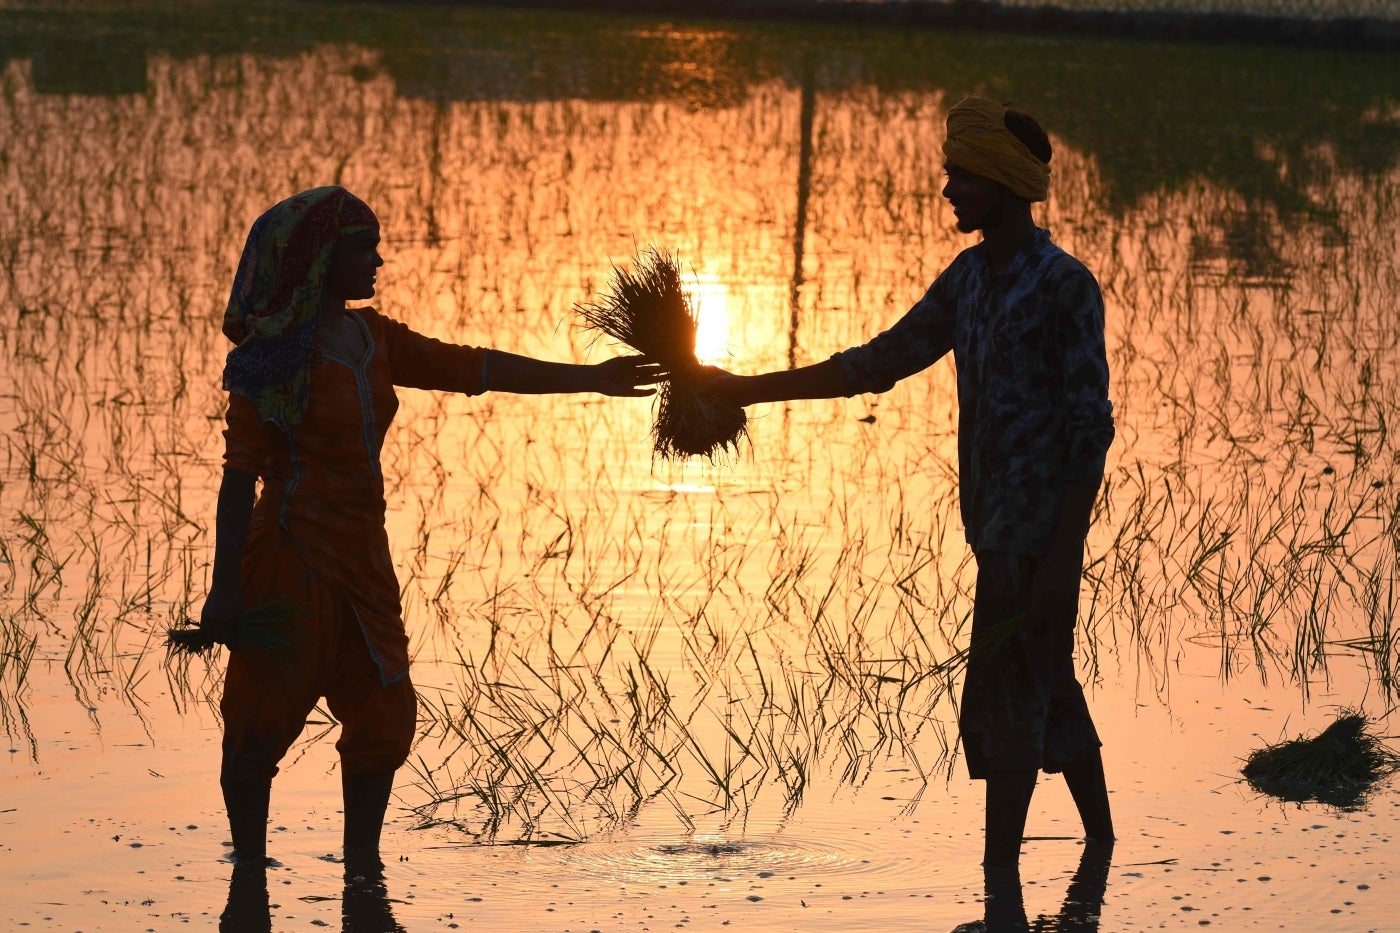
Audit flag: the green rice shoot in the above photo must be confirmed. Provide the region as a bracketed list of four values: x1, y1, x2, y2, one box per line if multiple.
[575, 246, 747, 460]
[1241, 710, 1398, 808]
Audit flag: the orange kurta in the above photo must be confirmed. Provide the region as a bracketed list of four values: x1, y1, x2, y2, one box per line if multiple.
[223, 306, 485, 685]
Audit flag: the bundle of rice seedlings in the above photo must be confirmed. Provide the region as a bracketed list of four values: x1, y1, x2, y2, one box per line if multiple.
[575, 246, 747, 460]
[1241, 710, 1399, 808]
[166, 598, 304, 661]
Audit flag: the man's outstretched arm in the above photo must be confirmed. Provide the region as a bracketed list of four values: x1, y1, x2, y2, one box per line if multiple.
[710, 358, 851, 406]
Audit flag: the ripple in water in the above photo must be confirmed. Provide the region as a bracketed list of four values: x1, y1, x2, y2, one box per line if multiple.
[557, 829, 966, 893]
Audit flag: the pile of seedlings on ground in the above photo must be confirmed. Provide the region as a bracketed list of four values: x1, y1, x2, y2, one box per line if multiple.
[1242, 710, 1399, 808]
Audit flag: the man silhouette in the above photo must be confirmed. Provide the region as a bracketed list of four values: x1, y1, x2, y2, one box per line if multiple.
[701, 97, 1116, 871]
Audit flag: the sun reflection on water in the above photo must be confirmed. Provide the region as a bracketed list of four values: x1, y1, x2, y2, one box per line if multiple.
[687, 275, 731, 365]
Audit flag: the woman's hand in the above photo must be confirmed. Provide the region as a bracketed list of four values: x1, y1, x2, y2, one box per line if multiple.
[200, 583, 243, 648]
[591, 355, 667, 397]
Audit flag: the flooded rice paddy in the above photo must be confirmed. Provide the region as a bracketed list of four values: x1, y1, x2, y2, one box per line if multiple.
[1, 3, 1398, 930]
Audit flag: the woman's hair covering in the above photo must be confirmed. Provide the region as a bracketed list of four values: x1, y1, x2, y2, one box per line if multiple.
[221, 186, 379, 430]
[941, 97, 1051, 203]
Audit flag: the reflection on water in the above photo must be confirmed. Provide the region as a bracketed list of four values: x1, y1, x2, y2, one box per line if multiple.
[961, 842, 1114, 932]
[688, 274, 733, 364]
[0, 2, 1397, 928]
[220, 861, 407, 933]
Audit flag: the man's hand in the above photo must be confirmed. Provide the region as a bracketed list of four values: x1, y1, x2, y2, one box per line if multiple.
[689, 365, 752, 406]
[1030, 539, 1083, 608]
[1032, 481, 1095, 605]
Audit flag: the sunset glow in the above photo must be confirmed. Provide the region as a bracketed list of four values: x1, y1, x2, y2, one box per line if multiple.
[687, 275, 732, 365]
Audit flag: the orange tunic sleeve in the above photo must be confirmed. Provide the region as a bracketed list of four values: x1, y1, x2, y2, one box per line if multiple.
[222, 392, 281, 476]
[364, 307, 488, 395]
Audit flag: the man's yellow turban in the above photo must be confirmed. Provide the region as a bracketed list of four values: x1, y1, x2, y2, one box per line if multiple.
[941, 97, 1050, 203]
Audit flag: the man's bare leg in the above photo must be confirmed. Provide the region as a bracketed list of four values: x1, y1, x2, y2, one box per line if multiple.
[1061, 748, 1114, 842]
[983, 768, 1037, 867]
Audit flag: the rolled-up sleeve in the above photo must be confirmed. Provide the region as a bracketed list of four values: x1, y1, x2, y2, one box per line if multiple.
[377, 314, 488, 395]
[831, 276, 956, 396]
[1052, 271, 1114, 487]
[222, 393, 278, 476]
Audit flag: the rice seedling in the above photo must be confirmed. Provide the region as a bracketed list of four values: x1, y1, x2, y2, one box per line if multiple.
[1242, 710, 1399, 808]
[165, 598, 305, 660]
[575, 246, 747, 460]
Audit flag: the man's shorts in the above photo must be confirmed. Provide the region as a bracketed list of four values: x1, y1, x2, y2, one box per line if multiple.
[958, 549, 1101, 779]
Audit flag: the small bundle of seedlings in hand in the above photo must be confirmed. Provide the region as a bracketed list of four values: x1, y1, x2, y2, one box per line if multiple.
[1242, 709, 1399, 808]
[575, 246, 747, 460]
[166, 598, 304, 661]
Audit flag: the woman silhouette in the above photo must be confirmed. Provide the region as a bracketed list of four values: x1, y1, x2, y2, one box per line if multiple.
[201, 186, 660, 871]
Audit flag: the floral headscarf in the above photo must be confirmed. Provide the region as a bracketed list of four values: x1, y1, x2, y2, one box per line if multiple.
[221, 186, 379, 430]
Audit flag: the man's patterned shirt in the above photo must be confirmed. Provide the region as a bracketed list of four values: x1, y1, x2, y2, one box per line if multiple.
[832, 228, 1114, 556]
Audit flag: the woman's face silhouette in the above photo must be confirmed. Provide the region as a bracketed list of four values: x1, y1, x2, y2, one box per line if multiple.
[326, 230, 384, 303]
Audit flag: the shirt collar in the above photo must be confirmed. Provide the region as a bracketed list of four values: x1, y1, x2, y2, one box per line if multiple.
[970, 227, 1052, 278]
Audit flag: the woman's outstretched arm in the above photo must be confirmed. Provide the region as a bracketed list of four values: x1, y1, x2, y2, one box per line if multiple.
[484, 350, 664, 396]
